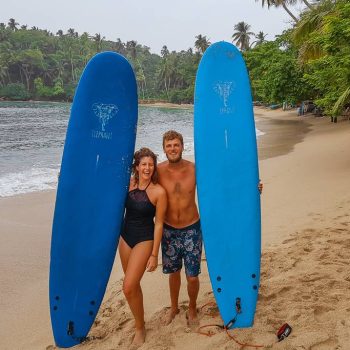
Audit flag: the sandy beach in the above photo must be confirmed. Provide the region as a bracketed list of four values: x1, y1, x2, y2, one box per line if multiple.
[1, 107, 349, 350]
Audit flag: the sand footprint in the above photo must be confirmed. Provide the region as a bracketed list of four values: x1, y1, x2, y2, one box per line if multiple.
[313, 305, 335, 323]
[310, 337, 338, 350]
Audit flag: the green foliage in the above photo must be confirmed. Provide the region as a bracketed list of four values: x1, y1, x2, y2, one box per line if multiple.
[292, 0, 350, 115]
[169, 85, 194, 104]
[245, 41, 310, 104]
[0, 82, 31, 100]
[33, 77, 65, 100]
[1, 2, 349, 114]
[0, 21, 198, 103]
[246, 0, 349, 116]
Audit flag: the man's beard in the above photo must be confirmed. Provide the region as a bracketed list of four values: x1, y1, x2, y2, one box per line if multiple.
[167, 152, 182, 163]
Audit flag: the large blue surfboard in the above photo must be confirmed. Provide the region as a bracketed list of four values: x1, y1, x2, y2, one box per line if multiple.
[49, 52, 137, 347]
[194, 42, 261, 328]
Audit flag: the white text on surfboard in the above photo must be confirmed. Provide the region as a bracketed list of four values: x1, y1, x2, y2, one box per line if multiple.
[91, 130, 113, 140]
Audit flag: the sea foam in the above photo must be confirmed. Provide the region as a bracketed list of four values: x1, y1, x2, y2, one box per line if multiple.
[0, 167, 58, 197]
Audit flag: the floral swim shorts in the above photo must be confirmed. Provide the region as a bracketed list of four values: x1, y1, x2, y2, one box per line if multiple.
[161, 220, 202, 277]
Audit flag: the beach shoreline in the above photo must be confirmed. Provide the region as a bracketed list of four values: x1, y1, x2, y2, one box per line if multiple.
[0, 99, 194, 109]
[1, 108, 349, 349]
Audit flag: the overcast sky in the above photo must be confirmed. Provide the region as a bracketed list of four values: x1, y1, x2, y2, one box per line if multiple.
[1, 0, 304, 54]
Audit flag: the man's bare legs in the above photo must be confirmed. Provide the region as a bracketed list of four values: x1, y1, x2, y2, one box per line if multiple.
[164, 271, 200, 325]
[186, 275, 199, 324]
[164, 271, 181, 325]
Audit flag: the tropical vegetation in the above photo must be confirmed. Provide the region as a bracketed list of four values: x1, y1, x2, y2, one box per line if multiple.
[0, 0, 349, 117]
[0, 21, 198, 103]
[249, 0, 350, 117]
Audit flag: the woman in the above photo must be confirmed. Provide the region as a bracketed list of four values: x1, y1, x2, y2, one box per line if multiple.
[119, 147, 167, 347]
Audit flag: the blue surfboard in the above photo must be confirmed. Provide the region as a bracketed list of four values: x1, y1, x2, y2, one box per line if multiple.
[49, 52, 137, 347]
[194, 42, 261, 328]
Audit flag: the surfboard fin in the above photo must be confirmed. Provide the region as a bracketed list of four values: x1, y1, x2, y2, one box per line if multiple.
[224, 298, 242, 329]
[67, 321, 74, 336]
[236, 298, 242, 314]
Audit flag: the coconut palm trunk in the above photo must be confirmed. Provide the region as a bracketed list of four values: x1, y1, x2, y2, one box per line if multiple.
[301, 0, 313, 10]
[282, 3, 298, 22]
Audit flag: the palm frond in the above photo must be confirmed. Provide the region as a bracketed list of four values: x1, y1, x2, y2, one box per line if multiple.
[332, 87, 350, 116]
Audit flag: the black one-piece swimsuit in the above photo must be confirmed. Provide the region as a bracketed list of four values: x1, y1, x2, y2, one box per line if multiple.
[121, 183, 156, 248]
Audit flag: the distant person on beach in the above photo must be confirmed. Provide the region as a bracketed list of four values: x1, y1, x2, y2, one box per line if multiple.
[158, 130, 263, 326]
[119, 147, 167, 347]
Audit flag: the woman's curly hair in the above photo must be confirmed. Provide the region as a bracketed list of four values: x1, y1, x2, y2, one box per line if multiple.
[132, 147, 158, 185]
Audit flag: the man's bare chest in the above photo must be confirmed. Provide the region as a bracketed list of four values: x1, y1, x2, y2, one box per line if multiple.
[161, 174, 195, 196]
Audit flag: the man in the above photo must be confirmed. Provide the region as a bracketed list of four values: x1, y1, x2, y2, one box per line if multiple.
[158, 130, 201, 325]
[158, 130, 263, 326]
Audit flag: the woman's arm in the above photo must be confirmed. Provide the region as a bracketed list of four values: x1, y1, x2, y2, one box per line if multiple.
[146, 186, 167, 272]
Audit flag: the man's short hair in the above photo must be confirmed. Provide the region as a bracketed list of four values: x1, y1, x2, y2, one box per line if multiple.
[162, 130, 184, 147]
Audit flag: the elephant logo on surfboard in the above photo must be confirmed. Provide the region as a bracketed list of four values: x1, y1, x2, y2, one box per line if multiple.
[214, 81, 236, 114]
[92, 103, 119, 131]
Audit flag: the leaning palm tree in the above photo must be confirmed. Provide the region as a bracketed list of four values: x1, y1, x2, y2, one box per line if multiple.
[292, 0, 335, 62]
[232, 22, 254, 51]
[332, 87, 350, 117]
[256, 0, 299, 22]
[301, 0, 313, 9]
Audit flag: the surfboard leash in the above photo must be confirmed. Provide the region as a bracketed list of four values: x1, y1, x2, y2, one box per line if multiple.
[197, 301, 265, 349]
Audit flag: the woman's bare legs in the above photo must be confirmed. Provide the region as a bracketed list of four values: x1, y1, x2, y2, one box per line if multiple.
[119, 237, 153, 347]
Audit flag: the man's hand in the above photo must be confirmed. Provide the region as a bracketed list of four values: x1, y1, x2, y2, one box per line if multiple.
[258, 181, 263, 194]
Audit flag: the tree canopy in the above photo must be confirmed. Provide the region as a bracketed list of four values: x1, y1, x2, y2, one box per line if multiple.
[1, 0, 349, 117]
[0, 23, 199, 103]
[245, 0, 349, 116]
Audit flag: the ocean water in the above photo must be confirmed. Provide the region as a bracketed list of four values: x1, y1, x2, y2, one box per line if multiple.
[0, 101, 263, 197]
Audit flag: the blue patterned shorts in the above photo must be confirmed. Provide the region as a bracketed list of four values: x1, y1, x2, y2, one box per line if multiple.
[161, 221, 202, 277]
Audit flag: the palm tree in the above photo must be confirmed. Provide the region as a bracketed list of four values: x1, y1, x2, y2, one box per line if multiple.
[256, 0, 298, 22]
[93, 33, 105, 52]
[0, 64, 9, 86]
[126, 40, 137, 60]
[301, 0, 313, 9]
[136, 67, 147, 100]
[332, 87, 350, 117]
[114, 38, 126, 55]
[161, 45, 169, 58]
[67, 28, 76, 37]
[194, 35, 211, 54]
[20, 25, 28, 30]
[252, 31, 268, 46]
[232, 22, 254, 51]
[292, 0, 334, 62]
[56, 30, 64, 37]
[78, 33, 91, 64]
[158, 55, 176, 99]
[7, 18, 19, 31]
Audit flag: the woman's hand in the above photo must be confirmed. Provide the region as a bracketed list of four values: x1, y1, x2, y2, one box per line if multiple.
[146, 255, 158, 272]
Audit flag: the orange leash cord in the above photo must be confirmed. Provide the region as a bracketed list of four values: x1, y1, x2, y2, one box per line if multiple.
[197, 302, 265, 349]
